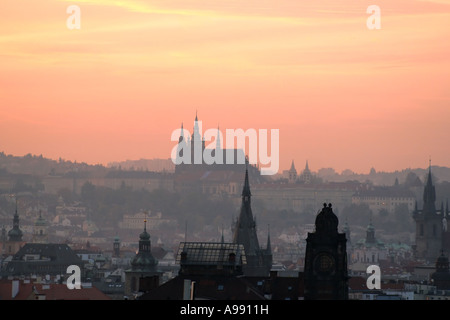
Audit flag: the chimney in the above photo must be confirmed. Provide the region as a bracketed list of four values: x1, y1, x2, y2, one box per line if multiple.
[12, 280, 19, 299]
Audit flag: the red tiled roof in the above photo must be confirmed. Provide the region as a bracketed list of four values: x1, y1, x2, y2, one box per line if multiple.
[0, 279, 111, 300]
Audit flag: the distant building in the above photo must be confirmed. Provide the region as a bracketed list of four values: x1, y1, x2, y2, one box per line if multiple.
[413, 164, 450, 262]
[350, 221, 387, 272]
[288, 160, 297, 183]
[299, 160, 312, 184]
[119, 211, 174, 231]
[352, 185, 415, 214]
[251, 180, 358, 214]
[173, 113, 264, 195]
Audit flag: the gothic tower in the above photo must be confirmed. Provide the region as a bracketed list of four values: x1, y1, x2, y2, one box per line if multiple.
[288, 160, 297, 183]
[232, 166, 272, 277]
[32, 211, 48, 244]
[304, 203, 348, 300]
[300, 160, 312, 184]
[413, 163, 444, 262]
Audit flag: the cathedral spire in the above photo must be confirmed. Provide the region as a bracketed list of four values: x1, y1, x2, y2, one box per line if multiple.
[216, 125, 221, 149]
[242, 161, 251, 200]
[178, 122, 184, 143]
[193, 111, 201, 141]
[266, 224, 272, 255]
[423, 161, 436, 214]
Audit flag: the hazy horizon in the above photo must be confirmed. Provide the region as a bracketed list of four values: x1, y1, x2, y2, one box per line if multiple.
[1, 0, 449, 174]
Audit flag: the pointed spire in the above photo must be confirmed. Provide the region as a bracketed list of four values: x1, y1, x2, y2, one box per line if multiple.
[215, 124, 221, 149]
[266, 224, 272, 254]
[289, 160, 296, 172]
[423, 160, 436, 214]
[242, 161, 251, 199]
[180, 122, 184, 138]
[193, 111, 201, 141]
[8, 195, 23, 242]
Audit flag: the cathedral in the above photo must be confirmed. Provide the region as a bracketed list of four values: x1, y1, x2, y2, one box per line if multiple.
[173, 112, 264, 195]
[412, 164, 450, 262]
[174, 112, 247, 174]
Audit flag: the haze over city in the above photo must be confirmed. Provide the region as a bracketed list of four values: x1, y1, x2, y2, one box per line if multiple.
[1, 0, 450, 174]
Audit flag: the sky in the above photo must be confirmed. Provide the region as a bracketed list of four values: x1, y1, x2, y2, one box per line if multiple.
[0, 0, 449, 174]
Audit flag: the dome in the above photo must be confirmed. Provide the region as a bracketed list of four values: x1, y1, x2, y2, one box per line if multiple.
[131, 253, 158, 269]
[35, 213, 47, 227]
[139, 229, 150, 241]
[8, 227, 23, 238]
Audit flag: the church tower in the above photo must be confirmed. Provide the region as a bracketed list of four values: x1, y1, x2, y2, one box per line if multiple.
[288, 160, 297, 183]
[300, 160, 312, 184]
[232, 166, 272, 277]
[8, 199, 23, 242]
[124, 219, 161, 298]
[191, 111, 205, 165]
[32, 211, 48, 244]
[413, 163, 444, 262]
[304, 203, 348, 300]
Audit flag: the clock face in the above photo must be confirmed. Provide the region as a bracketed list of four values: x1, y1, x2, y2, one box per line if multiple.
[314, 253, 335, 274]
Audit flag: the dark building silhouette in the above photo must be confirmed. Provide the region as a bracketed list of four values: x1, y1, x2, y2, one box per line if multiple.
[124, 219, 161, 298]
[1, 200, 26, 256]
[431, 250, 450, 290]
[139, 240, 303, 300]
[8, 200, 23, 242]
[413, 164, 450, 262]
[177, 241, 246, 277]
[1, 243, 83, 277]
[304, 203, 348, 300]
[232, 167, 272, 277]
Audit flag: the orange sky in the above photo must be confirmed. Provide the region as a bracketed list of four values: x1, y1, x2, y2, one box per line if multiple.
[1, 0, 450, 174]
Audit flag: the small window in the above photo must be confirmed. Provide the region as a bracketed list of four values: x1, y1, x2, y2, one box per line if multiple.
[217, 285, 224, 291]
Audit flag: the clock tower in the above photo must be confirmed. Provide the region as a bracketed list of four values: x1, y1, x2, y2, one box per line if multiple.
[304, 203, 348, 300]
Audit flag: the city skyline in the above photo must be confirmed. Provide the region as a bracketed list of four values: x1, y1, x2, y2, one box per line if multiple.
[1, 0, 450, 174]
